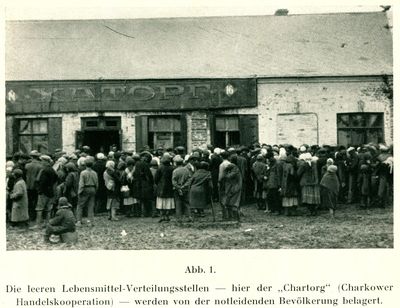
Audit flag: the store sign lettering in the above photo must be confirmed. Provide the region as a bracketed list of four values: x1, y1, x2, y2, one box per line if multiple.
[6, 79, 256, 113]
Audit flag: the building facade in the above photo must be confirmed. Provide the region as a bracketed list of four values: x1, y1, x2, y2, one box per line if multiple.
[5, 12, 393, 156]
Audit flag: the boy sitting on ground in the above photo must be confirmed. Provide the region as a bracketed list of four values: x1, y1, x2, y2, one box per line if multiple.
[44, 197, 76, 243]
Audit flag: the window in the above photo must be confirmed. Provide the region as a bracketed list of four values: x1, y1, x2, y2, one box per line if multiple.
[82, 117, 120, 130]
[337, 113, 384, 146]
[215, 116, 240, 148]
[148, 117, 181, 149]
[18, 119, 48, 153]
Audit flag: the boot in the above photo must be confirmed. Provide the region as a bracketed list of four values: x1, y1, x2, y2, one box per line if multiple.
[31, 210, 43, 229]
[110, 208, 119, 221]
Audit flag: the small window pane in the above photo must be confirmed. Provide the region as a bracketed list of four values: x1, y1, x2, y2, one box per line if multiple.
[32, 120, 48, 134]
[19, 120, 31, 134]
[350, 129, 365, 145]
[337, 115, 350, 128]
[149, 117, 180, 132]
[86, 120, 98, 127]
[338, 130, 351, 147]
[216, 117, 239, 131]
[19, 136, 32, 153]
[33, 136, 48, 153]
[366, 129, 384, 144]
[367, 114, 383, 127]
[105, 120, 118, 127]
[350, 114, 366, 127]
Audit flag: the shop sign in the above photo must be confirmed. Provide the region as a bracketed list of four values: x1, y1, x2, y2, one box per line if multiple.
[6, 79, 257, 114]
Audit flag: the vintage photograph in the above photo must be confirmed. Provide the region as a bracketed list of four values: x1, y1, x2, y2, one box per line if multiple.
[5, 6, 393, 250]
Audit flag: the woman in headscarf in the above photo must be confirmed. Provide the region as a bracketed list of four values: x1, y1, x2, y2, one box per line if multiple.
[279, 153, 299, 216]
[189, 161, 212, 220]
[9, 169, 29, 228]
[297, 152, 320, 215]
[320, 165, 340, 218]
[103, 160, 121, 221]
[154, 153, 175, 222]
[121, 157, 139, 217]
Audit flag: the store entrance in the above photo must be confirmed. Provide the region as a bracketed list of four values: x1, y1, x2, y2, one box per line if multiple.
[82, 130, 120, 155]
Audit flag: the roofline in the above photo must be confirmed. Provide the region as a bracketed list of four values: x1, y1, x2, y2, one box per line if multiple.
[5, 11, 388, 23]
[5, 74, 393, 84]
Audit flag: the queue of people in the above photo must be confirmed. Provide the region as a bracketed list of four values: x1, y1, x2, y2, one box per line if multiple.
[6, 142, 394, 236]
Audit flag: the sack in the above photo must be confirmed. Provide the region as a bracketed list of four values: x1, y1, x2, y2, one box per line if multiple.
[121, 185, 130, 198]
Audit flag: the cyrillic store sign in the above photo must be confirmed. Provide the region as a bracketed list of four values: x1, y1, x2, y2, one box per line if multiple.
[6, 79, 256, 114]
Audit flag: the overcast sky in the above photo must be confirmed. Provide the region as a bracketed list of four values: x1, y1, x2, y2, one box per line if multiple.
[4, 0, 392, 20]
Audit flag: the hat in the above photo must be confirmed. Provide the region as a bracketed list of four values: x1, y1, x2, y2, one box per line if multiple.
[30, 150, 40, 157]
[40, 155, 52, 162]
[327, 165, 337, 173]
[69, 154, 78, 160]
[96, 153, 106, 160]
[173, 155, 184, 163]
[299, 146, 307, 153]
[161, 153, 172, 163]
[360, 164, 369, 171]
[256, 154, 264, 161]
[12, 168, 23, 178]
[150, 159, 159, 166]
[105, 160, 115, 169]
[227, 147, 236, 153]
[85, 156, 95, 165]
[213, 148, 222, 155]
[175, 146, 185, 152]
[347, 147, 355, 153]
[379, 144, 389, 152]
[327, 158, 334, 165]
[58, 197, 69, 205]
[125, 157, 135, 166]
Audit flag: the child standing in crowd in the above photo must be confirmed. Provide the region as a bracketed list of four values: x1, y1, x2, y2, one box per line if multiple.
[320, 165, 340, 218]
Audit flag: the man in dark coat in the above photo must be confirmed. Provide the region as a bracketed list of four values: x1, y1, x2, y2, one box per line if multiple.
[92, 153, 107, 213]
[132, 152, 154, 217]
[35, 155, 58, 227]
[209, 148, 222, 202]
[24, 150, 43, 221]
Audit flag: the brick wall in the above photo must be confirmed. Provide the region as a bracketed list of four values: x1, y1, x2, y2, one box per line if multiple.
[257, 78, 393, 146]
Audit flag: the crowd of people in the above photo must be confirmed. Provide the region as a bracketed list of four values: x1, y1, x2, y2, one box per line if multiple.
[6, 142, 394, 240]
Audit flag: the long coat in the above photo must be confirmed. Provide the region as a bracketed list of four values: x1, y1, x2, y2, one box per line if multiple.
[154, 164, 174, 198]
[10, 178, 29, 222]
[189, 169, 212, 209]
[132, 161, 154, 200]
[280, 159, 298, 198]
[222, 164, 242, 208]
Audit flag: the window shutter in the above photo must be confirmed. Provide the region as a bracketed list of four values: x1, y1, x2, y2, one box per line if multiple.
[12, 117, 19, 155]
[48, 117, 62, 153]
[180, 113, 188, 149]
[239, 115, 259, 146]
[208, 113, 216, 146]
[135, 115, 148, 152]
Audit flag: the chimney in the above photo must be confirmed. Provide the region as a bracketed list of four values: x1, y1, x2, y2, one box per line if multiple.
[274, 9, 289, 16]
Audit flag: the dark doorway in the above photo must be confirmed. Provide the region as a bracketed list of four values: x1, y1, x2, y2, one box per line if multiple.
[82, 130, 120, 154]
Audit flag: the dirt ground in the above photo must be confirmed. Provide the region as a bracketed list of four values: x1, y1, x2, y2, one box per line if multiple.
[6, 202, 393, 250]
